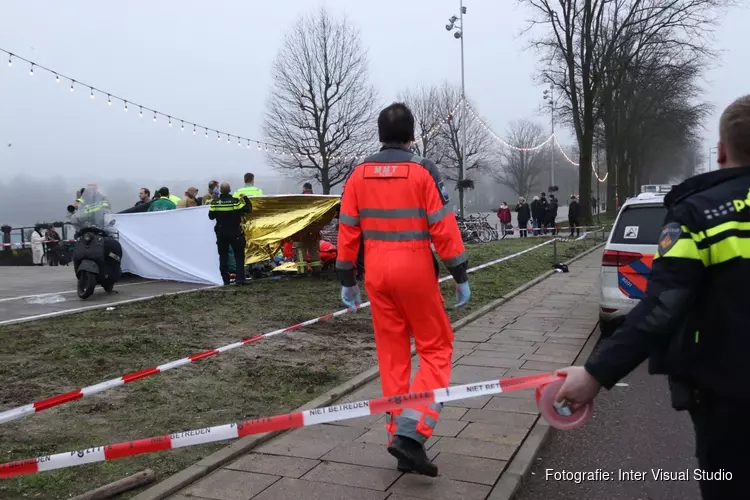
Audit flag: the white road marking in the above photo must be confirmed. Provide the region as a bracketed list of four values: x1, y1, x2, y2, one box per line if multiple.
[0, 280, 157, 303]
[0, 285, 218, 327]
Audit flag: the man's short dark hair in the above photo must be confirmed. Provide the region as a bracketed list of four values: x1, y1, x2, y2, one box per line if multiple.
[378, 103, 415, 144]
[140, 187, 150, 197]
[158, 187, 170, 197]
[208, 180, 218, 191]
[303, 182, 313, 190]
[244, 173, 255, 183]
[720, 95, 750, 165]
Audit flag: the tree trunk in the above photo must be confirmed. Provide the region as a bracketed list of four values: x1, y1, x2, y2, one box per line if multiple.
[321, 158, 331, 194]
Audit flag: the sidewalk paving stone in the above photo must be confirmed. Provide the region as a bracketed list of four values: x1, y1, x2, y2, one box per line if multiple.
[253, 477, 389, 500]
[165, 249, 603, 500]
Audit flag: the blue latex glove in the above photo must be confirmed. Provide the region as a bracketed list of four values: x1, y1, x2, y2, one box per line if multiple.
[341, 285, 362, 310]
[455, 281, 471, 308]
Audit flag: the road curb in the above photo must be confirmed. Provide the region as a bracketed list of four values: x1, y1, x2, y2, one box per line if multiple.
[132, 240, 605, 500]
[487, 262, 604, 500]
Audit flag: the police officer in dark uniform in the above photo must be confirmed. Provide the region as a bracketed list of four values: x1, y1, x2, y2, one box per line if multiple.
[208, 182, 252, 285]
[555, 95, 750, 500]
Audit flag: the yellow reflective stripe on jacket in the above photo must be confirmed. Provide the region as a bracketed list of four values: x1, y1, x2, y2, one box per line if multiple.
[653, 225, 709, 265]
[664, 220, 750, 266]
[703, 236, 750, 265]
[209, 198, 247, 212]
[704, 220, 750, 238]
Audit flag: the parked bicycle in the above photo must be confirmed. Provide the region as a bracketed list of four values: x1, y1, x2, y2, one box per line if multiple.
[456, 213, 498, 243]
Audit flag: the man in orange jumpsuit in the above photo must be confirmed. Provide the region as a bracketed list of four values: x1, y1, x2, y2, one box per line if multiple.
[336, 103, 471, 477]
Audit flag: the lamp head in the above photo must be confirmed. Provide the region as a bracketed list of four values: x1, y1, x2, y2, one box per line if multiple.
[454, 31, 462, 39]
[446, 24, 453, 30]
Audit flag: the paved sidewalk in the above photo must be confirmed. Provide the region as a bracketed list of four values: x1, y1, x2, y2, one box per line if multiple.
[169, 251, 602, 500]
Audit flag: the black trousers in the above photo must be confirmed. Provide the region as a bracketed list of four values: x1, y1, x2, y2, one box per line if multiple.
[518, 220, 529, 237]
[689, 396, 750, 499]
[216, 233, 246, 284]
[47, 248, 60, 266]
[569, 219, 580, 237]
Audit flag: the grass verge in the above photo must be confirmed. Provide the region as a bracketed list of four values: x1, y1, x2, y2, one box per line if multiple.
[0, 236, 598, 499]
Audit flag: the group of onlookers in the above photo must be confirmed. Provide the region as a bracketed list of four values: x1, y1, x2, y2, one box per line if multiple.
[133, 173, 265, 212]
[497, 192, 562, 237]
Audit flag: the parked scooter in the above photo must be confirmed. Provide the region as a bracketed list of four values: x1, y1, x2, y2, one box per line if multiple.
[73, 226, 123, 299]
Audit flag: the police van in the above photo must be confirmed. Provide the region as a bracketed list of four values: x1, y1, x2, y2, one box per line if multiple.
[599, 185, 673, 338]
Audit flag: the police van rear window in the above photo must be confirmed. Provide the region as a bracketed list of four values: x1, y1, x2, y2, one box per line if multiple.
[610, 205, 668, 245]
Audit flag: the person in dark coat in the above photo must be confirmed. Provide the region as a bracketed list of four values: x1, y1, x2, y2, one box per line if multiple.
[539, 193, 549, 234]
[568, 195, 581, 237]
[530, 196, 542, 235]
[547, 195, 559, 235]
[515, 197, 531, 238]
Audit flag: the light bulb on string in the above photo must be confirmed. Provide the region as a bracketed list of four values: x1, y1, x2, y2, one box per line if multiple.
[89, 88, 95, 99]
[237, 138, 241, 146]
[107, 94, 112, 106]
[124, 101, 129, 112]
[29, 64, 34, 76]
[217, 133, 221, 141]
[257, 143, 261, 151]
[265, 144, 268, 152]
[227, 135, 231, 144]
[70, 80, 75, 92]
[139, 107, 143, 118]
[247, 139, 251, 149]
[55, 74, 59, 83]
[205, 129, 208, 138]
[193, 125, 197, 135]
[168, 117, 173, 127]
[153, 112, 157, 122]
[181, 121, 184, 131]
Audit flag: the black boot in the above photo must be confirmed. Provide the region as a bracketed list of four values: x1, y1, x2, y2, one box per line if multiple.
[397, 460, 412, 473]
[387, 436, 437, 477]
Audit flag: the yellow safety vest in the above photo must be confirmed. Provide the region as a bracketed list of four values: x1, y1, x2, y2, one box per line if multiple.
[234, 186, 263, 198]
[168, 194, 182, 205]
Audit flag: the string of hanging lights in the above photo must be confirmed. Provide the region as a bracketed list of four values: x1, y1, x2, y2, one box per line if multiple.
[2, 46, 606, 182]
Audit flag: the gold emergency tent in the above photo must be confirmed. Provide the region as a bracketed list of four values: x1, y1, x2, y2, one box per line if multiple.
[241, 195, 341, 265]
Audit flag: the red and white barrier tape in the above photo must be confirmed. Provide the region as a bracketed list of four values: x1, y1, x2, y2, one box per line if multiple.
[0, 240, 76, 248]
[0, 235, 591, 425]
[0, 371, 591, 479]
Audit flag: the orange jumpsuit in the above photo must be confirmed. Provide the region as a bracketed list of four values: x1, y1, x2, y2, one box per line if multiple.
[336, 144, 468, 446]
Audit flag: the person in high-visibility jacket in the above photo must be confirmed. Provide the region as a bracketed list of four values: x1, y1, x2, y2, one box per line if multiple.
[336, 103, 471, 477]
[157, 186, 182, 206]
[70, 184, 111, 228]
[234, 172, 263, 198]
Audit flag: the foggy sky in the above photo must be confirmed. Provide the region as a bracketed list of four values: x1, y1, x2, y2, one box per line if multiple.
[1, 1, 748, 185]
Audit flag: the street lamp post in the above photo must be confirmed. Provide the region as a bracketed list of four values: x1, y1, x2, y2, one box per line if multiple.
[542, 84, 555, 190]
[708, 146, 717, 172]
[446, 1, 467, 218]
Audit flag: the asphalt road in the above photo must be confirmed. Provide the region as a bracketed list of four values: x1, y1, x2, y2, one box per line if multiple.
[514, 362, 702, 500]
[0, 266, 212, 326]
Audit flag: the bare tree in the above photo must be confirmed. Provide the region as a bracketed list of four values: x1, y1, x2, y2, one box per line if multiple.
[494, 120, 547, 198]
[263, 8, 377, 194]
[432, 83, 491, 215]
[518, 0, 730, 222]
[398, 86, 443, 159]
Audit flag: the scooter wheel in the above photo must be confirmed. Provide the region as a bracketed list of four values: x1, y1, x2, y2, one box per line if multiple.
[77, 271, 97, 299]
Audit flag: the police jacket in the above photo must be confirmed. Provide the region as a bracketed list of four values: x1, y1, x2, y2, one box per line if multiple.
[585, 165, 750, 401]
[208, 193, 252, 235]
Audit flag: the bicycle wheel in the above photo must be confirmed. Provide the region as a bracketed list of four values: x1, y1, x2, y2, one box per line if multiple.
[478, 228, 492, 242]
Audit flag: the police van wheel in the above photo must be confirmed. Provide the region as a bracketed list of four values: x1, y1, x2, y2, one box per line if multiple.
[77, 272, 97, 299]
